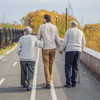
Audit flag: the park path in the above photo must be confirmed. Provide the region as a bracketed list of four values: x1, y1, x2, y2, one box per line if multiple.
[0, 47, 100, 100]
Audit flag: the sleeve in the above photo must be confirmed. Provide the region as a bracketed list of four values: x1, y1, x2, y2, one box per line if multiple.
[16, 38, 22, 56]
[59, 30, 69, 51]
[35, 38, 44, 48]
[82, 33, 86, 51]
[55, 27, 61, 48]
[37, 26, 42, 40]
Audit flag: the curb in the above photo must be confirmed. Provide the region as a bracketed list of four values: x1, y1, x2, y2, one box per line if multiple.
[0, 46, 17, 59]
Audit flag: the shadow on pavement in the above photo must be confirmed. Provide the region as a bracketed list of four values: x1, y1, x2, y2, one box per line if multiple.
[0, 86, 28, 93]
[0, 75, 20, 78]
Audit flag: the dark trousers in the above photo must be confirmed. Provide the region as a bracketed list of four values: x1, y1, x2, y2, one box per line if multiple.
[65, 51, 81, 86]
[20, 61, 35, 87]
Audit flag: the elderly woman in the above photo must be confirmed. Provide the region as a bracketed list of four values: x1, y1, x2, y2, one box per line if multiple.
[16, 26, 43, 91]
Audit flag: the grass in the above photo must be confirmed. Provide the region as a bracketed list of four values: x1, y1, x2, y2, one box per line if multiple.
[0, 42, 17, 56]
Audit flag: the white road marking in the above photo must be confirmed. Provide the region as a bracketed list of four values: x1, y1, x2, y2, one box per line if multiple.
[51, 80, 58, 100]
[0, 46, 17, 59]
[13, 62, 17, 66]
[6, 46, 17, 55]
[0, 55, 4, 59]
[0, 79, 5, 85]
[30, 48, 40, 100]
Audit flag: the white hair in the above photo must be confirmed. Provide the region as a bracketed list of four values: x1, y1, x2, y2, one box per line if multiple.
[71, 21, 78, 27]
[24, 26, 32, 35]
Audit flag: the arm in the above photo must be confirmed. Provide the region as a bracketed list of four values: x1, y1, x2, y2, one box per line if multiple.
[55, 28, 61, 48]
[37, 26, 42, 40]
[16, 38, 22, 56]
[59, 30, 69, 52]
[35, 38, 44, 48]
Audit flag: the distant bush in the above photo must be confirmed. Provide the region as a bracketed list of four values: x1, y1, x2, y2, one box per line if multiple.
[83, 24, 100, 52]
[21, 9, 80, 37]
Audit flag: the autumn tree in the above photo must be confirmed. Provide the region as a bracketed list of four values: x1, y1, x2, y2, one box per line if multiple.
[83, 24, 100, 52]
[21, 9, 80, 36]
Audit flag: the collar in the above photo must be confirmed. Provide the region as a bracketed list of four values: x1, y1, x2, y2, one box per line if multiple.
[72, 27, 77, 29]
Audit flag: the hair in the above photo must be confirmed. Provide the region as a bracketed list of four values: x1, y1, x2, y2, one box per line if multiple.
[70, 21, 78, 27]
[43, 14, 51, 22]
[24, 26, 32, 35]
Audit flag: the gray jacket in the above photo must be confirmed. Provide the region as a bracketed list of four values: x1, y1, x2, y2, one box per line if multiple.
[16, 35, 43, 61]
[60, 27, 85, 52]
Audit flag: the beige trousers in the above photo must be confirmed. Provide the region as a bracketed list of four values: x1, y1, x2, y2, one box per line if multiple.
[42, 49, 56, 85]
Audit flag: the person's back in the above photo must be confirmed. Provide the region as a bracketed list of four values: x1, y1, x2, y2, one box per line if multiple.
[66, 27, 84, 52]
[38, 23, 60, 49]
[19, 35, 36, 61]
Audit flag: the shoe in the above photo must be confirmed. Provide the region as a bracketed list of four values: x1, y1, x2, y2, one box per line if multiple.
[64, 84, 71, 87]
[45, 84, 51, 89]
[27, 87, 32, 91]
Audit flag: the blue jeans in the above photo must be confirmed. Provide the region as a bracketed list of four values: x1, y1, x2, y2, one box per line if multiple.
[65, 51, 81, 86]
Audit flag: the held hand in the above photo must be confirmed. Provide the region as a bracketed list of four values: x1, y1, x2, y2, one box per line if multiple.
[59, 51, 63, 55]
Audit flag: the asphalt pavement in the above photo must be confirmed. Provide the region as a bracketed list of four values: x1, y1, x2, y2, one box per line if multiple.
[0, 47, 100, 100]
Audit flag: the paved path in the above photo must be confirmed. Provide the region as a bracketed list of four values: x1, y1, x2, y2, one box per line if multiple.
[0, 47, 100, 100]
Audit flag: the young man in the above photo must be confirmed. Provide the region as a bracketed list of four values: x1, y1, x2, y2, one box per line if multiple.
[16, 26, 43, 91]
[59, 21, 85, 87]
[37, 14, 61, 88]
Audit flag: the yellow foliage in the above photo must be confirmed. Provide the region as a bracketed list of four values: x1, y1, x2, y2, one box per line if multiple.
[0, 43, 17, 55]
[83, 24, 100, 52]
[21, 9, 80, 36]
[15, 24, 24, 29]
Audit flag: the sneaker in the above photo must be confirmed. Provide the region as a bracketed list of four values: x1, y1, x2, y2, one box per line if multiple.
[27, 87, 32, 91]
[45, 84, 51, 89]
[64, 84, 71, 87]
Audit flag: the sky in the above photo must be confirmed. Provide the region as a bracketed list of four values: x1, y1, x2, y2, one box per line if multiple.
[0, 0, 100, 27]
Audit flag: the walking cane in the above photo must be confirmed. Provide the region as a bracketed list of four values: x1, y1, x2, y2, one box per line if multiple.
[78, 48, 83, 83]
[78, 60, 80, 83]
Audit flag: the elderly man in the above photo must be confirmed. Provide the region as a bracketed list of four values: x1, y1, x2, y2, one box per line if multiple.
[59, 21, 85, 87]
[37, 14, 61, 88]
[16, 26, 43, 91]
